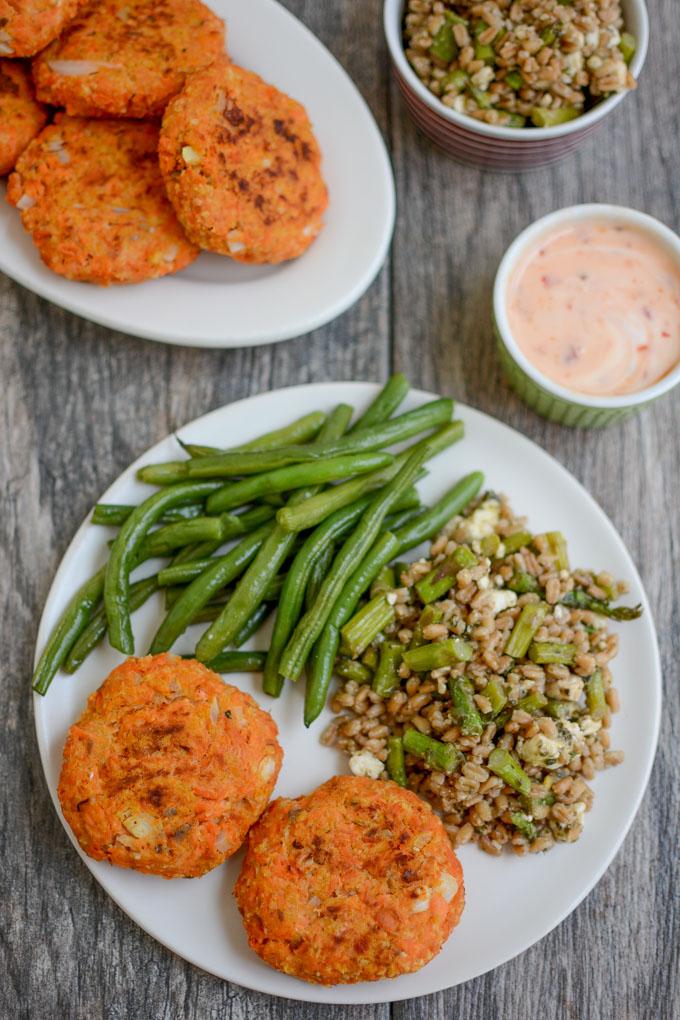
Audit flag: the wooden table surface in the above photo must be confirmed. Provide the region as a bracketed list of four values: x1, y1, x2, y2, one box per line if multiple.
[2, 2, 678, 1017]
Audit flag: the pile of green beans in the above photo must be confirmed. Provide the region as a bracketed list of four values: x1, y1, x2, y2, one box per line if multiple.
[31, 376, 485, 720]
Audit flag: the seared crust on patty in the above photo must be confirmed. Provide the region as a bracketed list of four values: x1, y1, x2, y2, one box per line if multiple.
[234, 775, 465, 984]
[32, 0, 225, 119]
[0, 60, 47, 176]
[7, 116, 199, 284]
[159, 60, 328, 264]
[0, 0, 82, 58]
[58, 655, 283, 878]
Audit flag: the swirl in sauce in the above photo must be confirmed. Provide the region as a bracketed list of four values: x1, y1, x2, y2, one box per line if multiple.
[507, 220, 680, 396]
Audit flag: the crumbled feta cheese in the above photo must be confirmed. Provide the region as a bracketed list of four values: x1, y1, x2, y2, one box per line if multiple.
[486, 589, 518, 615]
[458, 499, 500, 541]
[477, 576, 490, 590]
[580, 716, 602, 738]
[470, 65, 494, 91]
[563, 51, 584, 79]
[349, 750, 384, 780]
[386, 591, 398, 606]
[585, 29, 600, 49]
[518, 733, 561, 768]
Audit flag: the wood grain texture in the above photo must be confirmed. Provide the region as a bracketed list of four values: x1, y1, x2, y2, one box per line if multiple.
[1, 0, 678, 1017]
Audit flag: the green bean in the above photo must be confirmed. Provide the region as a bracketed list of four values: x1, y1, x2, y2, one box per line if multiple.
[63, 575, 159, 674]
[385, 735, 407, 786]
[487, 748, 532, 795]
[448, 677, 484, 736]
[528, 641, 575, 665]
[430, 20, 456, 62]
[142, 398, 452, 486]
[503, 530, 532, 554]
[391, 471, 484, 554]
[335, 658, 373, 684]
[586, 669, 607, 721]
[196, 405, 354, 663]
[480, 677, 507, 716]
[415, 545, 477, 605]
[282, 447, 428, 682]
[504, 602, 548, 658]
[32, 568, 106, 695]
[303, 533, 400, 725]
[403, 637, 473, 672]
[92, 502, 205, 527]
[350, 374, 409, 431]
[560, 589, 642, 620]
[181, 410, 327, 458]
[158, 557, 230, 586]
[149, 521, 274, 653]
[382, 506, 425, 535]
[104, 480, 223, 654]
[370, 565, 396, 598]
[402, 729, 462, 774]
[262, 489, 400, 698]
[277, 420, 464, 533]
[541, 531, 569, 571]
[305, 543, 334, 612]
[339, 594, 396, 659]
[301, 473, 483, 725]
[201, 650, 267, 673]
[372, 642, 403, 698]
[231, 601, 274, 648]
[205, 451, 394, 514]
[504, 69, 523, 90]
[138, 516, 224, 559]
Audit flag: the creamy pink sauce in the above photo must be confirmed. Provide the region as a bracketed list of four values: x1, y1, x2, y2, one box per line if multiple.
[507, 220, 680, 396]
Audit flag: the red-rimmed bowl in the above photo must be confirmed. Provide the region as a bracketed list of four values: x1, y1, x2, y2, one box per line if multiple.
[384, 0, 649, 171]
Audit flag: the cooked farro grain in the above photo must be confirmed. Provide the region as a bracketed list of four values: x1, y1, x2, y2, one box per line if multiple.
[325, 491, 641, 857]
[403, 1, 636, 128]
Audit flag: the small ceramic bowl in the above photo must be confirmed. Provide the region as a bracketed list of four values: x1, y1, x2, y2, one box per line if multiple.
[493, 204, 680, 427]
[384, 0, 649, 171]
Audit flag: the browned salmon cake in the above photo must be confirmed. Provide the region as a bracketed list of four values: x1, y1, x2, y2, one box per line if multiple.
[32, 0, 225, 119]
[6, 115, 199, 284]
[158, 60, 328, 264]
[234, 775, 465, 984]
[0, 0, 82, 58]
[0, 60, 46, 176]
[58, 654, 283, 879]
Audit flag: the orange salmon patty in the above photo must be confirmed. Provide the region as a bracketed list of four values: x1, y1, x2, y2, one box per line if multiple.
[58, 654, 283, 878]
[159, 60, 328, 264]
[0, 60, 46, 176]
[234, 775, 465, 984]
[7, 116, 199, 284]
[0, 0, 82, 58]
[32, 0, 225, 119]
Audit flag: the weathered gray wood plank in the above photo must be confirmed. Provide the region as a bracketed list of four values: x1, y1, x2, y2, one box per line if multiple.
[1, 0, 679, 1017]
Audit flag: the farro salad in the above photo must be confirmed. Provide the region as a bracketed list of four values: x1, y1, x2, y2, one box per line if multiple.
[323, 489, 642, 856]
[403, 0, 637, 128]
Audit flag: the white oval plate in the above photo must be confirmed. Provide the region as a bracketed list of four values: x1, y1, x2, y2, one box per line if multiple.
[0, 2, 394, 348]
[34, 383, 661, 1004]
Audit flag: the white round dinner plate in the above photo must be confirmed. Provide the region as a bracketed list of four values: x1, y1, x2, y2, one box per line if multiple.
[0, 1, 394, 348]
[34, 383, 661, 1004]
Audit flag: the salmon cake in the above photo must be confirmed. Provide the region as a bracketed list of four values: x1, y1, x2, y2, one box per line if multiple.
[7, 116, 199, 284]
[0, 0, 82, 58]
[58, 655, 283, 879]
[0, 60, 46, 176]
[234, 775, 465, 984]
[32, 0, 225, 119]
[159, 60, 328, 264]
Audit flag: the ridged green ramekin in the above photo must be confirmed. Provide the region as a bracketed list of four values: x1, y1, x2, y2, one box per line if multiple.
[493, 205, 680, 428]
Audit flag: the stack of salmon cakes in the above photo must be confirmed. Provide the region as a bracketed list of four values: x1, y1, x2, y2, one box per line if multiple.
[2, 0, 327, 284]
